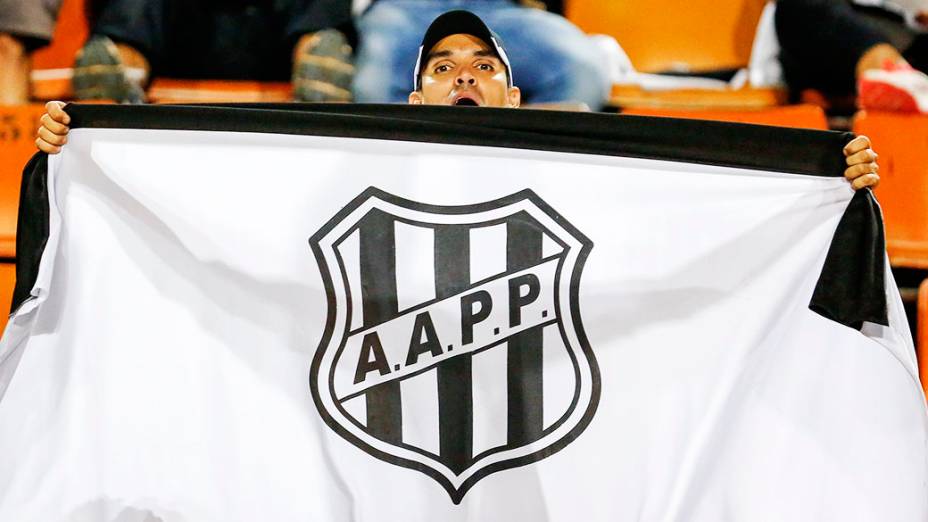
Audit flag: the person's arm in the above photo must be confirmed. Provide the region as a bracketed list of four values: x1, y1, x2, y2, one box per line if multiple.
[843, 135, 880, 190]
[35, 101, 70, 154]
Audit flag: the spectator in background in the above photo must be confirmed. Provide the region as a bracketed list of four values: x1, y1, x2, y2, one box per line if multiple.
[0, 0, 63, 104]
[776, 0, 928, 112]
[353, 0, 609, 110]
[407, 10, 521, 107]
[73, 0, 355, 103]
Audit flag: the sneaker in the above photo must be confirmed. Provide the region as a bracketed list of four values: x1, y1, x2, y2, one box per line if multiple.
[292, 29, 354, 103]
[858, 61, 928, 113]
[72, 35, 146, 104]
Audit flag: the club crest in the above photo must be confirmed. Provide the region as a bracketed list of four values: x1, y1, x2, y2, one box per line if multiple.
[309, 187, 599, 503]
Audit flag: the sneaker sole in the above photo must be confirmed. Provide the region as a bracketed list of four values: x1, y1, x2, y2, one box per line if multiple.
[73, 36, 145, 103]
[293, 29, 354, 103]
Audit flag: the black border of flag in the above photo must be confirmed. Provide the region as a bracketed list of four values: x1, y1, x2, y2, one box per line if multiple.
[13, 103, 886, 329]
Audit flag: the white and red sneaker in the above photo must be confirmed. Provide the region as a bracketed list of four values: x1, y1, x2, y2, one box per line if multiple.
[858, 61, 928, 114]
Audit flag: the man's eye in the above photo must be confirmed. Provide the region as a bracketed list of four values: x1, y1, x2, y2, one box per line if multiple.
[435, 64, 451, 73]
[477, 64, 494, 71]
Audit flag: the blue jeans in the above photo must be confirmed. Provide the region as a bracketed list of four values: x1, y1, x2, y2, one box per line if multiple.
[353, 0, 610, 109]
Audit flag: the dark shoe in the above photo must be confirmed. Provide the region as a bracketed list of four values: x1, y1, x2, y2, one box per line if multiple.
[72, 35, 146, 104]
[292, 29, 354, 103]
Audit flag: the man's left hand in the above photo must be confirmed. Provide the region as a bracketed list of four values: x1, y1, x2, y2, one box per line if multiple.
[844, 135, 880, 191]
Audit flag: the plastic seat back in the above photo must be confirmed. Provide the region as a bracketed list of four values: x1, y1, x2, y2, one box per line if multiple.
[854, 111, 928, 268]
[565, 0, 768, 74]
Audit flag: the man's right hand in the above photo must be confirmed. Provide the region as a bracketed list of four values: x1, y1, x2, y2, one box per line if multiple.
[36, 101, 71, 154]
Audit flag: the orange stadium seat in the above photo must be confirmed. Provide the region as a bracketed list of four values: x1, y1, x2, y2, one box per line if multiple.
[565, 0, 767, 74]
[609, 85, 787, 111]
[0, 263, 15, 331]
[147, 79, 292, 104]
[0, 104, 44, 258]
[565, 0, 785, 110]
[621, 104, 828, 130]
[853, 111, 928, 268]
[0, 104, 37, 332]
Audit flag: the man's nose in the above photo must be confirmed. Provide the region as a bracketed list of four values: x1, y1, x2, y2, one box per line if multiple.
[455, 71, 476, 86]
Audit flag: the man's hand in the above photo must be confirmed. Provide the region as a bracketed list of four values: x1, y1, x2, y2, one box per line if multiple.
[35, 101, 71, 154]
[843, 135, 880, 190]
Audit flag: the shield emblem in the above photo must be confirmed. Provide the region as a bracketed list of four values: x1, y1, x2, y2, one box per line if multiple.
[309, 187, 599, 503]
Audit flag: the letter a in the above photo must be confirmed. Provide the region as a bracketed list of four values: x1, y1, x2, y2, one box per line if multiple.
[354, 332, 391, 384]
[406, 311, 443, 366]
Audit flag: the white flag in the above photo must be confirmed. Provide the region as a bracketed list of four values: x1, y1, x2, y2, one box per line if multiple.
[1, 105, 925, 522]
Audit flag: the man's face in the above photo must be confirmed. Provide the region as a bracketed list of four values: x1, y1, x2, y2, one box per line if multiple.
[409, 34, 521, 108]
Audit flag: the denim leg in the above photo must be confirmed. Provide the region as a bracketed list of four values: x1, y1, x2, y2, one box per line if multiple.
[477, 6, 609, 109]
[354, 1, 446, 103]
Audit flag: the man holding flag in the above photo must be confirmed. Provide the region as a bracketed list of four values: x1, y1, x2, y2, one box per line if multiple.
[35, 10, 882, 191]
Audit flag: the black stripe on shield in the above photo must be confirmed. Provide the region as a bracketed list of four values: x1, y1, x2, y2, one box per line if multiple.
[506, 212, 545, 446]
[358, 209, 403, 443]
[434, 225, 474, 473]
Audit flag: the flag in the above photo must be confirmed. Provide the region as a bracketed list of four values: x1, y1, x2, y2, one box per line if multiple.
[0, 104, 925, 521]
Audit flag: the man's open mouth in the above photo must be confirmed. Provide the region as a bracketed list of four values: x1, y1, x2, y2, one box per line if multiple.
[454, 98, 479, 107]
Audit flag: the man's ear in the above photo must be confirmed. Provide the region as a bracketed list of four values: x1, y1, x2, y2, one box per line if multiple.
[408, 91, 424, 105]
[507, 86, 521, 108]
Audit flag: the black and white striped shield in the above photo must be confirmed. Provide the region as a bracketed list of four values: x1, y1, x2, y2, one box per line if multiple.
[309, 187, 599, 503]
